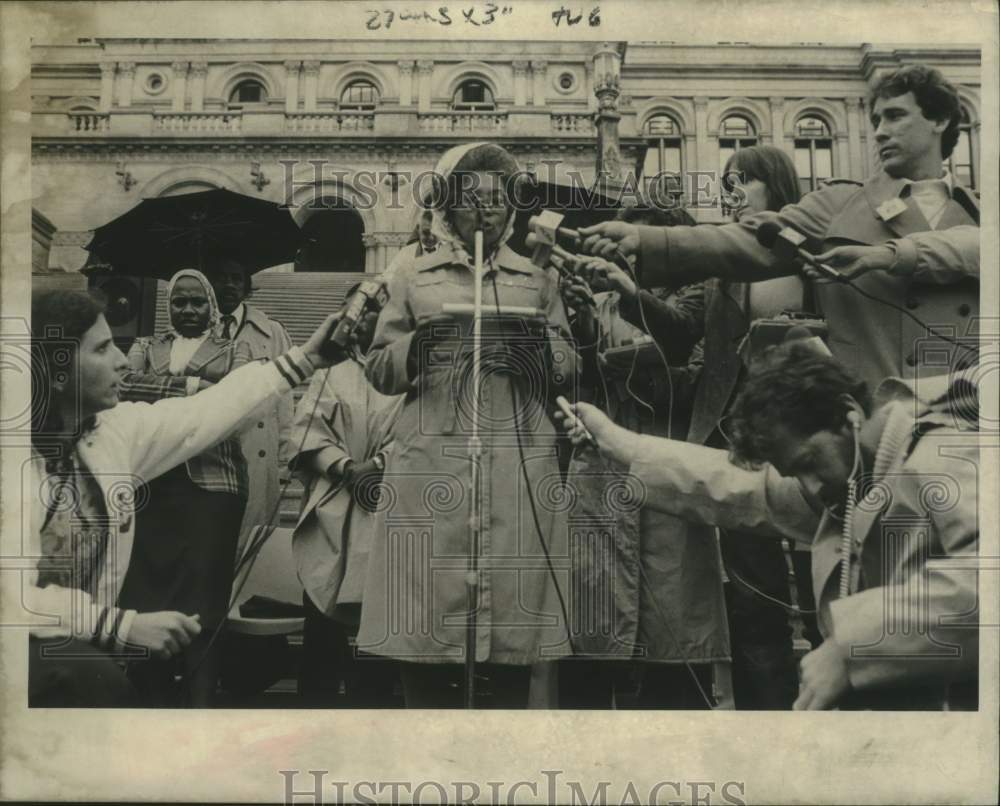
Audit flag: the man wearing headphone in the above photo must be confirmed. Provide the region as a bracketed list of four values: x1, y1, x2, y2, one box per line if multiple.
[558, 340, 980, 710]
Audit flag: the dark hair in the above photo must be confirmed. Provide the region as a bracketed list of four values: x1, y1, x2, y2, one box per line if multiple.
[723, 145, 801, 211]
[205, 254, 253, 296]
[868, 64, 962, 159]
[30, 290, 106, 448]
[728, 343, 870, 467]
[617, 203, 696, 227]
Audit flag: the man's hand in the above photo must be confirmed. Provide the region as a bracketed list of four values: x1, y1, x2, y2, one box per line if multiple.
[343, 457, 385, 513]
[128, 611, 201, 659]
[560, 274, 596, 313]
[794, 637, 852, 710]
[809, 244, 896, 282]
[552, 400, 643, 466]
[578, 222, 641, 261]
[301, 311, 347, 369]
[582, 257, 637, 301]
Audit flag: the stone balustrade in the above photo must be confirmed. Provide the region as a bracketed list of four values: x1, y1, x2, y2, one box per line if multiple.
[417, 112, 508, 134]
[153, 112, 242, 133]
[284, 112, 375, 134]
[68, 112, 111, 133]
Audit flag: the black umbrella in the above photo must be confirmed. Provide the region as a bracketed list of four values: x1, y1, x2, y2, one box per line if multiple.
[85, 188, 302, 280]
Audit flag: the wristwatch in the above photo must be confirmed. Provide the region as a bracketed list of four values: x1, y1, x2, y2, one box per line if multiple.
[371, 453, 386, 472]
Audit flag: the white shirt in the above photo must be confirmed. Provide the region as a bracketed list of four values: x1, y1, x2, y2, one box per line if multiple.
[168, 333, 208, 375]
[218, 303, 246, 338]
[902, 170, 953, 229]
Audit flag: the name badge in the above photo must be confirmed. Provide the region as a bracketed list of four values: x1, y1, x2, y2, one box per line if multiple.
[877, 198, 908, 222]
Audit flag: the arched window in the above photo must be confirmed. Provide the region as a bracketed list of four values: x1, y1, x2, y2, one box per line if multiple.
[947, 106, 977, 190]
[228, 79, 266, 107]
[641, 114, 684, 186]
[794, 115, 833, 194]
[341, 80, 379, 110]
[718, 114, 758, 175]
[452, 79, 494, 111]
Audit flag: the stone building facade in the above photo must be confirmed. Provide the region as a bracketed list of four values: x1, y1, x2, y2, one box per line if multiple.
[31, 39, 981, 275]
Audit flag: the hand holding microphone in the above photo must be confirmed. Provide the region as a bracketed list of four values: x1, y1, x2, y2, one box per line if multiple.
[753, 219, 846, 283]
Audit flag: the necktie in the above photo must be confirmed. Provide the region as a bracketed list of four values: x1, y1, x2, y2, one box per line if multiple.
[221, 314, 236, 340]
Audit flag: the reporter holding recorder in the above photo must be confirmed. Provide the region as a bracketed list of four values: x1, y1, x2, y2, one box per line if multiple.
[579, 64, 979, 390]
[357, 142, 578, 708]
[21, 289, 343, 707]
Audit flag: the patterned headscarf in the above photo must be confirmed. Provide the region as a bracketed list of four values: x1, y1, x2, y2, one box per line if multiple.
[427, 142, 520, 268]
[165, 268, 221, 337]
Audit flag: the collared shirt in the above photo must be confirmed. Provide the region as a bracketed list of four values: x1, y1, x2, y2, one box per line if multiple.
[901, 170, 954, 229]
[218, 303, 246, 339]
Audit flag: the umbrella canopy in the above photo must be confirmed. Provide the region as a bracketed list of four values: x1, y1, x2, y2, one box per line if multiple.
[85, 188, 302, 280]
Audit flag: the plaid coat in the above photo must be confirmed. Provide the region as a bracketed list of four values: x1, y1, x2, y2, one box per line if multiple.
[121, 333, 251, 498]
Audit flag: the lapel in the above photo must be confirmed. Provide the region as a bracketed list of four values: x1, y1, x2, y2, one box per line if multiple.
[862, 173, 930, 239]
[935, 186, 979, 229]
[185, 336, 229, 375]
[148, 336, 173, 375]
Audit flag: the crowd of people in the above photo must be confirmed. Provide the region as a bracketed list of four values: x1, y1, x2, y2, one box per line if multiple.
[22, 63, 982, 711]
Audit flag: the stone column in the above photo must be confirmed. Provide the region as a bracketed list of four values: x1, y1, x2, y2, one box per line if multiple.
[530, 59, 547, 107]
[846, 97, 866, 181]
[116, 61, 136, 108]
[362, 233, 378, 273]
[99, 61, 116, 112]
[302, 60, 320, 113]
[769, 97, 786, 150]
[284, 60, 301, 114]
[585, 62, 597, 113]
[171, 61, 189, 112]
[417, 60, 434, 114]
[693, 96, 711, 177]
[398, 60, 414, 106]
[836, 132, 850, 179]
[512, 60, 529, 106]
[189, 62, 207, 112]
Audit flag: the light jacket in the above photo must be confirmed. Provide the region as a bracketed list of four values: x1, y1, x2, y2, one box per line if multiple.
[289, 357, 403, 619]
[14, 349, 314, 653]
[627, 372, 980, 699]
[636, 172, 979, 392]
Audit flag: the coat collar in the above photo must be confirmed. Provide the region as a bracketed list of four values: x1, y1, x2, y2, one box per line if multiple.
[863, 171, 978, 236]
[414, 242, 533, 275]
[149, 332, 231, 375]
[241, 303, 275, 337]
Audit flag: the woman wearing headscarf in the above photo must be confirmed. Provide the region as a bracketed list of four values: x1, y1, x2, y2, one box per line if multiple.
[356, 142, 578, 707]
[117, 268, 251, 706]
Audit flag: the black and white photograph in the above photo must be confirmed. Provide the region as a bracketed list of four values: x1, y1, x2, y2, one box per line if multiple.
[1, 1, 997, 803]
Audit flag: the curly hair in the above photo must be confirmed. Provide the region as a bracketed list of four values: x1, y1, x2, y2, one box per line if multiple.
[868, 64, 963, 159]
[728, 343, 870, 467]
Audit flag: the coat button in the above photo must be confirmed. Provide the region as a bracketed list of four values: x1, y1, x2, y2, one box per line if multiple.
[958, 303, 971, 316]
[257, 421, 265, 428]
[905, 354, 917, 367]
[258, 450, 266, 458]
[905, 297, 920, 310]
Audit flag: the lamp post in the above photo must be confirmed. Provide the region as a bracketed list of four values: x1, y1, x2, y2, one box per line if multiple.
[592, 42, 627, 191]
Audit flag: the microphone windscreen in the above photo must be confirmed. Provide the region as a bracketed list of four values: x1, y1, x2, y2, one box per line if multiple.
[755, 220, 782, 249]
[783, 324, 833, 357]
[784, 325, 816, 342]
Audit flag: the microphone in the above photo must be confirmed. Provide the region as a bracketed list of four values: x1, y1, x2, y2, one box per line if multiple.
[325, 280, 389, 356]
[754, 221, 844, 282]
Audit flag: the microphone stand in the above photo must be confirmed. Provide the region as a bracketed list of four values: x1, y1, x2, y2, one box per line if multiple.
[464, 202, 485, 708]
